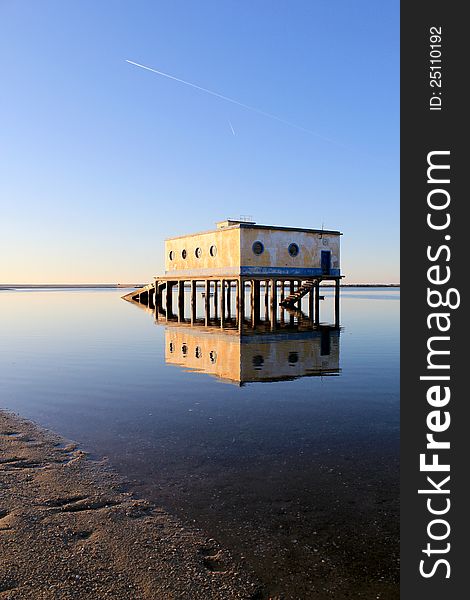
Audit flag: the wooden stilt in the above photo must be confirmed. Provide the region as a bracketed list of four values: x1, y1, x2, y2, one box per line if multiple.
[296, 280, 303, 308]
[155, 281, 161, 310]
[205, 280, 210, 326]
[264, 280, 269, 320]
[308, 287, 314, 320]
[178, 280, 184, 322]
[254, 280, 260, 326]
[213, 279, 218, 319]
[166, 282, 173, 320]
[270, 278, 277, 330]
[335, 279, 340, 328]
[190, 280, 197, 324]
[289, 309, 295, 327]
[250, 280, 260, 327]
[227, 281, 232, 318]
[250, 280, 255, 328]
[220, 279, 226, 328]
[314, 280, 320, 326]
[237, 279, 244, 332]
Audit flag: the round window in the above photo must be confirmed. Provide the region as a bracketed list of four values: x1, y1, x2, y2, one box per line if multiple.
[252, 241, 264, 255]
[169, 250, 174, 261]
[195, 247, 202, 258]
[182, 249, 187, 259]
[288, 351, 299, 365]
[288, 243, 299, 257]
[209, 245, 217, 257]
[252, 355, 264, 369]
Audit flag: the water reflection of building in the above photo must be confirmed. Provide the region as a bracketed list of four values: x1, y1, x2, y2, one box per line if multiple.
[164, 325, 340, 385]
[125, 280, 341, 384]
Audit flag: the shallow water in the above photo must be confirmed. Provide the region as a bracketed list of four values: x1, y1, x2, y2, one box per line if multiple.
[0, 288, 399, 599]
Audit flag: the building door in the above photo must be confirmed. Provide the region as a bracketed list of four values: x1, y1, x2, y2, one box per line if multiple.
[321, 250, 331, 275]
[320, 330, 331, 356]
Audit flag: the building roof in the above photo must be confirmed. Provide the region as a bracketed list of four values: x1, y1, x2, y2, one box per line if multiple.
[165, 222, 342, 241]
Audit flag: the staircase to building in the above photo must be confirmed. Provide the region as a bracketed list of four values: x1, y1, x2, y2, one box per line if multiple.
[122, 282, 156, 303]
[280, 279, 318, 307]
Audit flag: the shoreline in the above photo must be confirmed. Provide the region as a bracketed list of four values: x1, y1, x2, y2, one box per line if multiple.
[1, 283, 400, 291]
[0, 284, 144, 290]
[0, 410, 260, 599]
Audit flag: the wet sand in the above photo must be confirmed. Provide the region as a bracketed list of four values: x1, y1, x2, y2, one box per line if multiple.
[0, 411, 260, 599]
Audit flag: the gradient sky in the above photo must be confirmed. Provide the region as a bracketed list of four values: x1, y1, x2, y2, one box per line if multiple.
[0, 1, 399, 284]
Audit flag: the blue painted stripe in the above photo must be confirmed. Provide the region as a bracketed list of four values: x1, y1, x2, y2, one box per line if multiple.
[164, 267, 240, 277]
[241, 330, 340, 343]
[240, 266, 341, 277]
[163, 266, 341, 277]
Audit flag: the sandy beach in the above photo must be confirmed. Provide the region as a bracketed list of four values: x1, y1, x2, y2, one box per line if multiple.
[0, 411, 260, 599]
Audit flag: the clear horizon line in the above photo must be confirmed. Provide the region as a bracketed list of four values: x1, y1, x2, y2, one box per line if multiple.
[1, 282, 401, 287]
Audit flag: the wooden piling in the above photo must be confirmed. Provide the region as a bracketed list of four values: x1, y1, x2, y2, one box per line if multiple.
[270, 278, 277, 330]
[237, 279, 244, 332]
[178, 280, 185, 322]
[166, 282, 173, 320]
[335, 278, 340, 328]
[154, 281, 161, 310]
[204, 280, 210, 326]
[264, 280, 269, 320]
[250, 280, 260, 328]
[250, 280, 255, 328]
[308, 287, 314, 320]
[190, 280, 197, 324]
[314, 280, 320, 326]
[227, 281, 232, 318]
[220, 279, 226, 328]
[213, 280, 218, 319]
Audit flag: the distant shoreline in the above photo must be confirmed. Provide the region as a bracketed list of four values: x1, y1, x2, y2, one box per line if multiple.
[1, 283, 400, 290]
[0, 284, 145, 290]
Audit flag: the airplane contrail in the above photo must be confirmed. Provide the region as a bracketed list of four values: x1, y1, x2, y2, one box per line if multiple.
[228, 120, 236, 136]
[125, 59, 338, 144]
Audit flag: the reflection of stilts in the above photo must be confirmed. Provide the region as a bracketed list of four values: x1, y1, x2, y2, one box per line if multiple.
[123, 275, 341, 330]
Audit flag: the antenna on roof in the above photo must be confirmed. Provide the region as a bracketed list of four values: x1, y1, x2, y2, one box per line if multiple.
[226, 215, 254, 223]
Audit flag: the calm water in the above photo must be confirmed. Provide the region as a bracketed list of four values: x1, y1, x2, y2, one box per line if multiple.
[0, 288, 399, 599]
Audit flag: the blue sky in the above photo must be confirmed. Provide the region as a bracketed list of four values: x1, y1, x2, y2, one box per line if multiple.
[0, 1, 399, 283]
